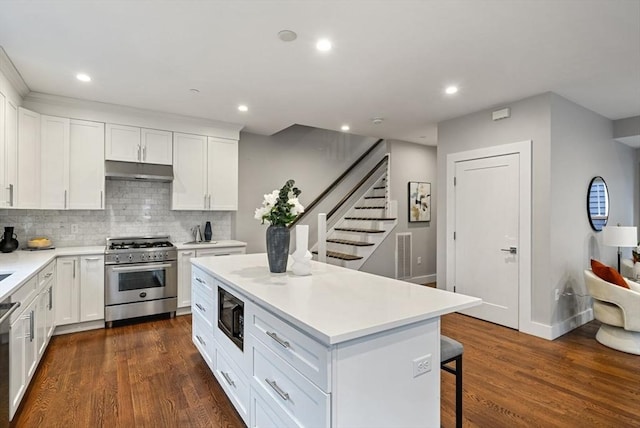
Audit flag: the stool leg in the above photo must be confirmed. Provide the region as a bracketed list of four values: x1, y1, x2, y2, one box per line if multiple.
[455, 355, 463, 428]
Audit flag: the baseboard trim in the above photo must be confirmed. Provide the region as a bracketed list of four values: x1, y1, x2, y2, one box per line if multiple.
[519, 309, 594, 340]
[408, 274, 437, 285]
[176, 306, 192, 316]
[53, 319, 104, 336]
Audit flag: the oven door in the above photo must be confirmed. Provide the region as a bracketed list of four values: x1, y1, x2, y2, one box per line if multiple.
[105, 262, 177, 305]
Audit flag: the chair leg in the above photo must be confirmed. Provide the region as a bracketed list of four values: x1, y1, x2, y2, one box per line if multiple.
[455, 355, 463, 428]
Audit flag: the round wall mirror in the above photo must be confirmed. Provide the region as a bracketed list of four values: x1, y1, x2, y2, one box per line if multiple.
[587, 176, 609, 231]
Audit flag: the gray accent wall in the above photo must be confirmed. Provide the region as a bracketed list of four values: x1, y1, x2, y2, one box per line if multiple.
[437, 91, 637, 335]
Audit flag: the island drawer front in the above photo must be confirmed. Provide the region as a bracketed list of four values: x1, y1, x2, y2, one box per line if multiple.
[247, 302, 330, 392]
[192, 284, 215, 328]
[10, 276, 38, 323]
[250, 387, 294, 428]
[252, 338, 330, 428]
[192, 266, 215, 294]
[193, 311, 215, 370]
[37, 260, 56, 290]
[215, 342, 250, 424]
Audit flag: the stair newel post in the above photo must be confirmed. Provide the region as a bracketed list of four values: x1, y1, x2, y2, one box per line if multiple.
[317, 213, 327, 263]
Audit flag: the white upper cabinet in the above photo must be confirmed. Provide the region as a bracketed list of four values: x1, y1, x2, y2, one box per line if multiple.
[141, 128, 172, 165]
[69, 119, 105, 209]
[17, 107, 41, 209]
[3, 99, 19, 208]
[106, 124, 172, 165]
[207, 137, 238, 210]
[40, 115, 70, 209]
[172, 133, 238, 211]
[172, 132, 208, 210]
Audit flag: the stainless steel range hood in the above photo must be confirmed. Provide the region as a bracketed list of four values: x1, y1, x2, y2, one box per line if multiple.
[105, 160, 174, 182]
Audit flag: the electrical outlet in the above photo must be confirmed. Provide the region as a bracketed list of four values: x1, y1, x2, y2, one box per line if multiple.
[412, 354, 432, 377]
[555, 289, 560, 301]
[71, 224, 79, 234]
[417, 256, 422, 265]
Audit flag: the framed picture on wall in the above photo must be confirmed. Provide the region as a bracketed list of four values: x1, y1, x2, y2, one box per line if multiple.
[408, 181, 431, 222]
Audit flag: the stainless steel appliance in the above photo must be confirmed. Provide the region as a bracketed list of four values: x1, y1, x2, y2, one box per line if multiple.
[105, 236, 177, 327]
[218, 287, 244, 350]
[1, 298, 20, 425]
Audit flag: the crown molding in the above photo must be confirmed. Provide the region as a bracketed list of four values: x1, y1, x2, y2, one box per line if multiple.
[0, 46, 29, 97]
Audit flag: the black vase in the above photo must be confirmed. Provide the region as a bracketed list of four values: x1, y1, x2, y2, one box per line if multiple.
[266, 225, 290, 273]
[204, 221, 212, 241]
[0, 226, 19, 253]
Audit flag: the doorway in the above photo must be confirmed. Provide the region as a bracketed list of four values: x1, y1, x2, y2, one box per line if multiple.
[446, 141, 532, 330]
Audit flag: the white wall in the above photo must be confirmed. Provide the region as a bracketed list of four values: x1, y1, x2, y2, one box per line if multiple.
[362, 140, 437, 282]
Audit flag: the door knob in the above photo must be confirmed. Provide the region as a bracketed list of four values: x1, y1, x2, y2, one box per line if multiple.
[500, 247, 518, 254]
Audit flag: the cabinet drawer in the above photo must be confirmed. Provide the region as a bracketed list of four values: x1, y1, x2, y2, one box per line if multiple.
[247, 302, 330, 392]
[192, 266, 214, 294]
[10, 276, 38, 322]
[192, 285, 215, 328]
[193, 311, 215, 370]
[252, 338, 330, 428]
[37, 261, 56, 290]
[251, 387, 292, 428]
[216, 342, 250, 424]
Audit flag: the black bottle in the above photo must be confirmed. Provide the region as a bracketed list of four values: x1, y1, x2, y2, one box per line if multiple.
[204, 221, 212, 241]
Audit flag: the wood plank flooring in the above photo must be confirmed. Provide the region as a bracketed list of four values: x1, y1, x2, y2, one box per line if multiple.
[11, 313, 640, 427]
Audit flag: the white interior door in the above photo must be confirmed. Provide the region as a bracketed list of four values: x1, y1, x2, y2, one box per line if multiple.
[454, 153, 519, 328]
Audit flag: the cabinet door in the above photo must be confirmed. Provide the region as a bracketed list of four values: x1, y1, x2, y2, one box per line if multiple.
[207, 137, 238, 210]
[9, 314, 27, 419]
[45, 284, 55, 340]
[171, 133, 207, 210]
[141, 128, 172, 165]
[36, 288, 48, 357]
[4, 99, 18, 208]
[80, 256, 105, 322]
[105, 124, 141, 162]
[17, 107, 41, 208]
[24, 304, 38, 380]
[55, 257, 79, 326]
[0, 91, 5, 206]
[69, 120, 105, 209]
[178, 250, 194, 308]
[40, 115, 70, 209]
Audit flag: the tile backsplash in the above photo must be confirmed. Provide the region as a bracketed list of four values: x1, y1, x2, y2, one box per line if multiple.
[0, 180, 232, 247]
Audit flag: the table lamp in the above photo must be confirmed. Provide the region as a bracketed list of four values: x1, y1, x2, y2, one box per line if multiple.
[602, 225, 638, 272]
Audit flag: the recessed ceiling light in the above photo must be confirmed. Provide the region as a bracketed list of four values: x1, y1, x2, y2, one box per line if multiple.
[371, 117, 384, 125]
[278, 30, 297, 42]
[238, 105, 248, 112]
[76, 73, 91, 82]
[316, 39, 332, 51]
[341, 125, 350, 132]
[445, 86, 459, 95]
[189, 88, 200, 93]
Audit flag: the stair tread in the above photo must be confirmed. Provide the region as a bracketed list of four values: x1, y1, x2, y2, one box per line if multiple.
[355, 206, 386, 209]
[344, 217, 396, 221]
[365, 196, 385, 199]
[312, 250, 363, 261]
[334, 227, 385, 233]
[373, 186, 385, 190]
[326, 239, 375, 247]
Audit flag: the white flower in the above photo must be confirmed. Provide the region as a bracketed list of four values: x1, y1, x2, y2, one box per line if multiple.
[288, 198, 305, 216]
[254, 206, 268, 221]
[264, 190, 279, 206]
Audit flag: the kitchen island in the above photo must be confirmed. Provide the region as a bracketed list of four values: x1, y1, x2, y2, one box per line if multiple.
[191, 253, 481, 428]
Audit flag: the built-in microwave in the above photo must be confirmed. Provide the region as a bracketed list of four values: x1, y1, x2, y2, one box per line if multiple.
[218, 286, 244, 350]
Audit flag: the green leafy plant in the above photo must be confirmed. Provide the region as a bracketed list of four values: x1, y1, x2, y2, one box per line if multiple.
[254, 179, 304, 227]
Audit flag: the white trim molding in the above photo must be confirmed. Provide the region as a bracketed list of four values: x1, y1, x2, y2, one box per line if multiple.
[446, 140, 535, 335]
[0, 46, 29, 96]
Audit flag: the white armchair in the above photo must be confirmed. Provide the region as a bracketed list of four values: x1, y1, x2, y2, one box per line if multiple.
[621, 259, 637, 280]
[584, 270, 640, 355]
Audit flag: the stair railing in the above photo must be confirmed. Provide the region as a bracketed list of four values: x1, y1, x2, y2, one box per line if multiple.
[289, 138, 384, 228]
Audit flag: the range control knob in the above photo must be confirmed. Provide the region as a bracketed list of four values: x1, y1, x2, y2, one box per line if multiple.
[128, 254, 133, 261]
[141, 253, 146, 261]
[114, 255, 120, 263]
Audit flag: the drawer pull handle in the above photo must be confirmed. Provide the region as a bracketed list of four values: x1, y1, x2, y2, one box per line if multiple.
[195, 277, 205, 285]
[44, 272, 53, 279]
[195, 303, 206, 312]
[196, 335, 206, 346]
[265, 378, 290, 401]
[221, 371, 236, 388]
[266, 331, 290, 349]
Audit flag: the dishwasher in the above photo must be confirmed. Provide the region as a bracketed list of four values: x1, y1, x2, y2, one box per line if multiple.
[0, 297, 20, 427]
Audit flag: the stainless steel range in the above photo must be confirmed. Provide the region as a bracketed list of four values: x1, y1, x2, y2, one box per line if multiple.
[104, 236, 177, 327]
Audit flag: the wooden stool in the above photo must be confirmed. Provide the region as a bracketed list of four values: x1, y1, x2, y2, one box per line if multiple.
[441, 335, 463, 428]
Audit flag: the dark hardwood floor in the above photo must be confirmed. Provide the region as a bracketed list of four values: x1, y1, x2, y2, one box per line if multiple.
[11, 313, 640, 427]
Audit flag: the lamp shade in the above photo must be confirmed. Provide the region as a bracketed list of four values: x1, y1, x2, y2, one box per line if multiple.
[602, 226, 638, 247]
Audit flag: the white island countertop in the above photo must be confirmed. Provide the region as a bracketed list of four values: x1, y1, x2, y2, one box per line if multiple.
[192, 253, 481, 345]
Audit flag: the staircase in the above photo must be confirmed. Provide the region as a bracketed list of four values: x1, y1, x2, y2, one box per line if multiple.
[312, 159, 397, 270]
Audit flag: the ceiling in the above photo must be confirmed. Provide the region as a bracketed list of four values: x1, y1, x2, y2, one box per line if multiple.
[0, 0, 638, 146]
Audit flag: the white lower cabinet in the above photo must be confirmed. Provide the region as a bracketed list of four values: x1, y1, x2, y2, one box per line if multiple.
[55, 255, 105, 326]
[215, 341, 250, 421]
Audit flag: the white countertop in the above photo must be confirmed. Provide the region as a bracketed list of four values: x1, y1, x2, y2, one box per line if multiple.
[174, 240, 247, 250]
[192, 253, 481, 345]
[0, 246, 105, 302]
